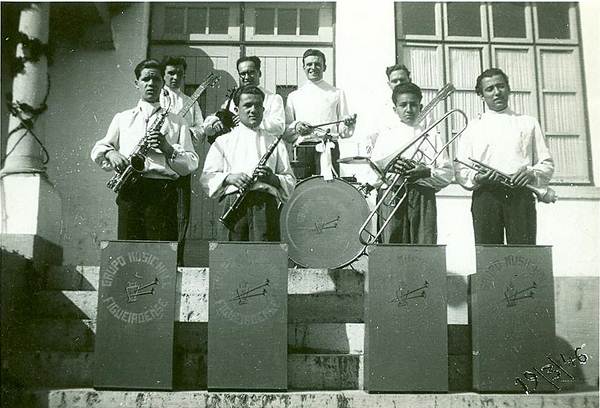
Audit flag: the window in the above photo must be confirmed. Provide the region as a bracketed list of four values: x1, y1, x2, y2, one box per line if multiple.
[151, 3, 240, 41]
[245, 3, 333, 42]
[396, 2, 590, 184]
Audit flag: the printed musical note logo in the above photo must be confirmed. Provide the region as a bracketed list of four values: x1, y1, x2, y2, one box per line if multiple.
[504, 280, 536, 307]
[229, 279, 270, 305]
[126, 277, 159, 303]
[390, 280, 429, 307]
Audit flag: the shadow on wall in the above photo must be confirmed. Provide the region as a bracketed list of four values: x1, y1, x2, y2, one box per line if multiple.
[1, 248, 35, 407]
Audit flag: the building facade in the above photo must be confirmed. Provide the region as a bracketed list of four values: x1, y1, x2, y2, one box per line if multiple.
[0, 0, 598, 395]
[1, 1, 598, 278]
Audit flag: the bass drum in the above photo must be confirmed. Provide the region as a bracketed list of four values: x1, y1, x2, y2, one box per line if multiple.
[280, 176, 371, 269]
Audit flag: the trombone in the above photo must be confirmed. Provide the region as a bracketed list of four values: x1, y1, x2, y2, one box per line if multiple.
[357, 83, 467, 246]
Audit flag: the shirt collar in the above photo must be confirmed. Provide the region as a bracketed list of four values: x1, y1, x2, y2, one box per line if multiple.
[136, 99, 162, 117]
[165, 85, 182, 95]
[238, 122, 261, 135]
[485, 106, 514, 116]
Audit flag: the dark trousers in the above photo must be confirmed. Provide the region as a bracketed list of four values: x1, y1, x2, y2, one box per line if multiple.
[294, 142, 340, 179]
[378, 184, 437, 244]
[117, 177, 178, 242]
[176, 174, 192, 265]
[471, 186, 537, 245]
[218, 191, 280, 242]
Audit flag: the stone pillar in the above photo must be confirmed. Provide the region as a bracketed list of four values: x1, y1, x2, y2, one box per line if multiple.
[0, 3, 62, 246]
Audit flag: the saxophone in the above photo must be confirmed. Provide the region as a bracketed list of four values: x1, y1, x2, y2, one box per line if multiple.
[106, 73, 220, 194]
[106, 91, 171, 194]
[219, 133, 285, 230]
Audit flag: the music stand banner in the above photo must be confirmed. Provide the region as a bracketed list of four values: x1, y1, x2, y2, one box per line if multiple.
[365, 245, 448, 392]
[208, 242, 288, 390]
[471, 245, 557, 392]
[94, 240, 178, 390]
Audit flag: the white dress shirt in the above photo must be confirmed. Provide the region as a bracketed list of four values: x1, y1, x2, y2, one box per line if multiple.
[91, 100, 199, 179]
[455, 107, 554, 190]
[371, 120, 453, 191]
[160, 86, 205, 145]
[200, 123, 296, 203]
[284, 79, 353, 142]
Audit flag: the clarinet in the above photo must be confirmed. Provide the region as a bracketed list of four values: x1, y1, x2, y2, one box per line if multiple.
[219, 133, 285, 230]
[106, 92, 171, 194]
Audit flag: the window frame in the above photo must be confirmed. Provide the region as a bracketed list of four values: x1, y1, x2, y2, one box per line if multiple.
[395, 1, 591, 185]
[442, 2, 489, 43]
[395, 2, 443, 41]
[151, 3, 241, 42]
[487, 2, 534, 44]
[244, 3, 333, 43]
[532, 2, 579, 45]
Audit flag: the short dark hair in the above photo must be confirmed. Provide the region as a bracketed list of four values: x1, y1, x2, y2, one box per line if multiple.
[392, 82, 423, 105]
[386, 64, 411, 80]
[475, 68, 510, 96]
[161, 56, 187, 71]
[233, 85, 265, 106]
[134, 59, 164, 79]
[302, 49, 326, 66]
[237, 56, 261, 71]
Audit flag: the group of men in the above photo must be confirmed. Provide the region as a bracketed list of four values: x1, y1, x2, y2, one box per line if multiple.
[91, 49, 554, 265]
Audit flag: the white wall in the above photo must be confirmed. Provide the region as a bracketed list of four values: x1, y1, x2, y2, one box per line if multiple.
[580, 0, 600, 184]
[45, 3, 150, 264]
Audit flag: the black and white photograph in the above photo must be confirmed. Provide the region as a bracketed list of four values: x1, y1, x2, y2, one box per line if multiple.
[1, 1, 598, 407]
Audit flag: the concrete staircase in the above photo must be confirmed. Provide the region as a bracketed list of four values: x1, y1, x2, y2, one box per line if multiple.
[7, 265, 470, 389]
[5, 265, 598, 407]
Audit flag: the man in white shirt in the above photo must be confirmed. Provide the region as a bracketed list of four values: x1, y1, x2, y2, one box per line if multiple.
[91, 59, 199, 241]
[284, 49, 356, 179]
[371, 82, 453, 244]
[200, 85, 295, 241]
[367, 64, 413, 151]
[455, 68, 554, 244]
[204, 56, 285, 139]
[159, 56, 214, 265]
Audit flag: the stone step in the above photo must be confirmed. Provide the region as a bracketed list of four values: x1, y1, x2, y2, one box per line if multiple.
[40, 266, 470, 324]
[23, 319, 471, 355]
[24, 389, 600, 408]
[5, 351, 472, 391]
[42, 266, 365, 294]
[33, 290, 363, 322]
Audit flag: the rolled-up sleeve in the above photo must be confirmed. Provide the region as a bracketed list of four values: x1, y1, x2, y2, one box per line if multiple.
[200, 139, 229, 198]
[188, 102, 205, 145]
[91, 113, 120, 171]
[283, 93, 299, 143]
[416, 133, 453, 191]
[261, 94, 285, 137]
[454, 125, 478, 190]
[529, 120, 554, 188]
[274, 142, 296, 203]
[169, 123, 199, 176]
[337, 89, 354, 139]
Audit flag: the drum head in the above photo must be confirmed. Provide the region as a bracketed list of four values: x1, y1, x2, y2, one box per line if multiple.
[280, 176, 370, 269]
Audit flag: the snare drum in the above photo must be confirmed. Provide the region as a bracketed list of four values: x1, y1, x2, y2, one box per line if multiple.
[280, 176, 371, 269]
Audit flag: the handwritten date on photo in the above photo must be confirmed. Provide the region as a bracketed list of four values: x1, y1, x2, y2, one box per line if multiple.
[514, 346, 589, 393]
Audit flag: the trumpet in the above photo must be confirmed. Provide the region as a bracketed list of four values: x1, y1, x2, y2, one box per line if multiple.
[357, 108, 469, 246]
[454, 158, 557, 204]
